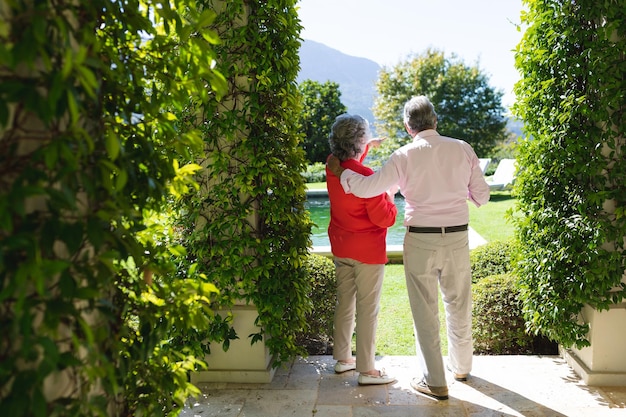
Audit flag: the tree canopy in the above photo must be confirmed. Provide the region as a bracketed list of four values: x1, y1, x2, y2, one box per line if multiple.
[298, 80, 347, 163]
[371, 49, 508, 161]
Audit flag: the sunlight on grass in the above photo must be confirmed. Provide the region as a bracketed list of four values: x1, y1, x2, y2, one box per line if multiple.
[375, 265, 448, 356]
[306, 182, 326, 190]
[469, 191, 516, 242]
[375, 265, 414, 355]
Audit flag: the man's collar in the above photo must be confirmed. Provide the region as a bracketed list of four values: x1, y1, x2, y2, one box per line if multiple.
[414, 129, 438, 141]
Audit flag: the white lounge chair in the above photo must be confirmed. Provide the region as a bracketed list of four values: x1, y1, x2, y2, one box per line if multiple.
[478, 158, 491, 174]
[486, 159, 516, 191]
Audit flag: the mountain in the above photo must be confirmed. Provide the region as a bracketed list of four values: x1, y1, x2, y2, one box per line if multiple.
[297, 39, 381, 125]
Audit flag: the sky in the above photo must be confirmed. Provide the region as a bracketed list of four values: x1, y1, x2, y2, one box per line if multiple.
[297, 0, 526, 108]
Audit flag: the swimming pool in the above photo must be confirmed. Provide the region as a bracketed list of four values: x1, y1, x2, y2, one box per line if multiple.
[305, 194, 407, 247]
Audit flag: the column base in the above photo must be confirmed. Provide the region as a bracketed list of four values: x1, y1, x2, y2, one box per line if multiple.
[561, 346, 626, 386]
[561, 302, 626, 386]
[190, 305, 276, 384]
[190, 359, 276, 384]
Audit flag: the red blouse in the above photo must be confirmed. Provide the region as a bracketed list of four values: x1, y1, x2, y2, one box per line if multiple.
[325, 149, 397, 264]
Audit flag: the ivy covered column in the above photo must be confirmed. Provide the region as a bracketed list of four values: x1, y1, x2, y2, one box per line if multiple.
[1, 0, 228, 414]
[513, 0, 626, 385]
[175, 0, 312, 383]
[190, 19, 273, 382]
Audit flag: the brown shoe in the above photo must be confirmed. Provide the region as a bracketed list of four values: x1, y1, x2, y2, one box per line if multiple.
[446, 364, 468, 381]
[453, 372, 468, 382]
[410, 378, 448, 400]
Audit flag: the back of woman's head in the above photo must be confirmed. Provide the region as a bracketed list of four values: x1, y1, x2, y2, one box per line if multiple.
[328, 114, 371, 161]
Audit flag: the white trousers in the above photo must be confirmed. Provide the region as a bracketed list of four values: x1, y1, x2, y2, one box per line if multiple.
[403, 230, 473, 387]
[332, 257, 385, 373]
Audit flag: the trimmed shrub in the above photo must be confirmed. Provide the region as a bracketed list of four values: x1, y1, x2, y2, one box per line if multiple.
[297, 254, 336, 353]
[303, 162, 327, 183]
[470, 240, 514, 283]
[472, 273, 534, 354]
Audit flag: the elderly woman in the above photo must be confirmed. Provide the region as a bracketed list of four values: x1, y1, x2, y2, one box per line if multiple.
[325, 114, 397, 385]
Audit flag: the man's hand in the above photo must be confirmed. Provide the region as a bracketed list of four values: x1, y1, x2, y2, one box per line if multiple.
[326, 154, 345, 178]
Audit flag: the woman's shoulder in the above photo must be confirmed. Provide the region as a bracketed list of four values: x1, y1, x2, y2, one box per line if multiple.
[343, 159, 374, 176]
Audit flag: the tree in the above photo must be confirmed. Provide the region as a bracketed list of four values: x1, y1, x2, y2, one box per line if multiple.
[371, 49, 508, 160]
[298, 80, 347, 163]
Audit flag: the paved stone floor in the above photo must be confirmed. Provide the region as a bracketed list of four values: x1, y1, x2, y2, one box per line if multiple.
[180, 355, 626, 416]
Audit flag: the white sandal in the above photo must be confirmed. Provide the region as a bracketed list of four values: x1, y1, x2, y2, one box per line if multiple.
[334, 361, 356, 373]
[357, 369, 396, 385]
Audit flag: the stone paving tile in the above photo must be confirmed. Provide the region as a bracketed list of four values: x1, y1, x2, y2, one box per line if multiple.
[180, 355, 626, 417]
[179, 389, 245, 417]
[239, 389, 318, 416]
[353, 404, 467, 416]
[310, 404, 352, 417]
[318, 373, 390, 406]
[456, 355, 625, 417]
[181, 388, 318, 416]
[598, 386, 626, 408]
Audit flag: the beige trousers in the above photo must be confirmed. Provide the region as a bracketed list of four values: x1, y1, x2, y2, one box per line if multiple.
[332, 257, 385, 373]
[403, 230, 473, 387]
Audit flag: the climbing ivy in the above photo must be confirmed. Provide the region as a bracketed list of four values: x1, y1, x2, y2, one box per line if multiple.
[512, 0, 626, 348]
[0, 0, 228, 415]
[172, 0, 313, 367]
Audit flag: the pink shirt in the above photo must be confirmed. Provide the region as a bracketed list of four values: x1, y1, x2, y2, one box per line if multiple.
[340, 130, 490, 227]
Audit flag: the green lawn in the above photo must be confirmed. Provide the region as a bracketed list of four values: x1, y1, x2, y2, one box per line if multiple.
[306, 182, 326, 190]
[468, 190, 516, 242]
[374, 264, 447, 356]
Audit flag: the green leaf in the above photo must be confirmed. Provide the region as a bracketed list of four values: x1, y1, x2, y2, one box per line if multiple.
[105, 132, 120, 160]
[66, 90, 78, 125]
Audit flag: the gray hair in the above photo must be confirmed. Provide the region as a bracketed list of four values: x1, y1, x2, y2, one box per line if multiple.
[403, 95, 437, 133]
[328, 114, 372, 161]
